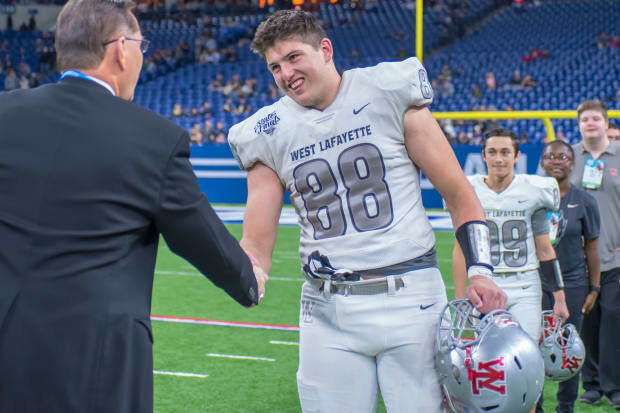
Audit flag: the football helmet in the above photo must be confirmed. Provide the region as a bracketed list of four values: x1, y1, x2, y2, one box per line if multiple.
[436, 299, 544, 413]
[539, 310, 585, 382]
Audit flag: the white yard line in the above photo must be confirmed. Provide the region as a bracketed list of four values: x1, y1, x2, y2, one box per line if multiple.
[153, 370, 209, 378]
[156, 270, 201, 276]
[207, 353, 276, 362]
[155, 270, 303, 282]
[269, 340, 299, 346]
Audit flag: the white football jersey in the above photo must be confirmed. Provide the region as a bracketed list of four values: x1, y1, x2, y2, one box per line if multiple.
[229, 58, 435, 271]
[468, 174, 560, 273]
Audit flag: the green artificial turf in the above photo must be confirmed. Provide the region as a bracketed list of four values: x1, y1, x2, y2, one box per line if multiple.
[152, 224, 615, 413]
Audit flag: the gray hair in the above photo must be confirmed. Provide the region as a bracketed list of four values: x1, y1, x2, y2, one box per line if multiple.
[55, 0, 139, 72]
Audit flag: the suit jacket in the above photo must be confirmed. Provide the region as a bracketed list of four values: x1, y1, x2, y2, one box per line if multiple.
[0, 77, 258, 412]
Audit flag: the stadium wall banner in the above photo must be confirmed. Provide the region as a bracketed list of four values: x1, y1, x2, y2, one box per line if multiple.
[190, 144, 547, 209]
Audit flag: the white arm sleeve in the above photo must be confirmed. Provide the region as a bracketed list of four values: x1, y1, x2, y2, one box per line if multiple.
[531, 208, 550, 235]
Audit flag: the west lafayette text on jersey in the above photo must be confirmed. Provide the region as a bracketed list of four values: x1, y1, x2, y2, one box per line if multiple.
[290, 124, 373, 162]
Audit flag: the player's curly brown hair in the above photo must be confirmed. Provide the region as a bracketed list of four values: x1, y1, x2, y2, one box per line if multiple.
[251, 10, 327, 59]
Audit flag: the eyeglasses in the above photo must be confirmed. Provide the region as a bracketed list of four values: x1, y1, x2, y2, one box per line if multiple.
[102, 36, 150, 54]
[542, 153, 572, 161]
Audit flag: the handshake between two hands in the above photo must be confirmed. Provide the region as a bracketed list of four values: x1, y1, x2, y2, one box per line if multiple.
[245, 250, 268, 305]
[253, 265, 269, 303]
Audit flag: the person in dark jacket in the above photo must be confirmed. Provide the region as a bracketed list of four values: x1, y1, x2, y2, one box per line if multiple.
[0, 1, 268, 412]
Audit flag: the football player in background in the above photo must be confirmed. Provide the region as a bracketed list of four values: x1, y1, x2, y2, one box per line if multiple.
[453, 128, 570, 339]
[453, 128, 570, 413]
[227, 9, 506, 413]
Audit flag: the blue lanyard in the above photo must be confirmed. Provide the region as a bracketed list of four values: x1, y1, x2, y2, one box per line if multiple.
[59, 70, 115, 96]
[59, 70, 97, 83]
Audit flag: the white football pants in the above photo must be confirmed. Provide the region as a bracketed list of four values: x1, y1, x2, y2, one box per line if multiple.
[296, 267, 448, 413]
[492, 268, 543, 341]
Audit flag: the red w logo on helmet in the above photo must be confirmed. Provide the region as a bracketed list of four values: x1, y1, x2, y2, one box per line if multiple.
[563, 356, 583, 374]
[469, 357, 506, 395]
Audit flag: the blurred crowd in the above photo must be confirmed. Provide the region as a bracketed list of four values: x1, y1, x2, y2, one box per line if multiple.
[0, 0, 617, 146]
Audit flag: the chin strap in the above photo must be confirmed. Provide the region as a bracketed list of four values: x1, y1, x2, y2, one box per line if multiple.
[302, 250, 361, 282]
[465, 346, 474, 382]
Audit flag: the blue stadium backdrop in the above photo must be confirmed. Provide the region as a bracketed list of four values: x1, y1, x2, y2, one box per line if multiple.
[190, 143, 548, 208]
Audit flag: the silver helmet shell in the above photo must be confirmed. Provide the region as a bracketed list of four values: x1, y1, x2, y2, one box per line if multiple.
[436, 299, 544, 413]
[539, 310, 585, 382]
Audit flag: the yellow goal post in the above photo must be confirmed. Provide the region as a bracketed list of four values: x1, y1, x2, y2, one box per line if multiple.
[433, 110, 620, 141]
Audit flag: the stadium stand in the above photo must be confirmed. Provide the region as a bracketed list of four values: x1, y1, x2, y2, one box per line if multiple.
[426, 0, 620, 143]
[0, 0, 618, 144]
[130, 0, 507, 139]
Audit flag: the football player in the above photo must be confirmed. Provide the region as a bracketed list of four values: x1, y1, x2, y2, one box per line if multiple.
[227, 10, 506, 413]
[453, 128, 570, 342]
[453, 128, 570, 413]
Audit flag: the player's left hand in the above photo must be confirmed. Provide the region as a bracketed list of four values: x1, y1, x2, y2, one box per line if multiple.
[582, 291, 598, 314]
[466, 275, 507, 314]
[552, 298, 570, 324]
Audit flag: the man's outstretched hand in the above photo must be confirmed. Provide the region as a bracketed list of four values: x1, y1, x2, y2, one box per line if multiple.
[253, 265, 269, 303]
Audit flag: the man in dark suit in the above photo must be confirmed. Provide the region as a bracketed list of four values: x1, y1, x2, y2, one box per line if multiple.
[0, 1, 268, 412]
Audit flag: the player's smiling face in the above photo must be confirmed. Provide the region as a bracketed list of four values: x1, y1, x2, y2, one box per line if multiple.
[541, 143, 573, 181]
[483, 136, 520, 179]
[579, 109, 608, 140]
[265, 37, 334, 109]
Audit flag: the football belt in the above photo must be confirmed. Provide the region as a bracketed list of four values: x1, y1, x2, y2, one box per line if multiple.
[303, 250, 361, 282]
[302, 250, 405, 296]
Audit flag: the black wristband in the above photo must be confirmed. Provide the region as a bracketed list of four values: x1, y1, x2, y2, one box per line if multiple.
[540, 259, 564, 292]
[589, 284, 601, 293]
[455, 221, 493, 273]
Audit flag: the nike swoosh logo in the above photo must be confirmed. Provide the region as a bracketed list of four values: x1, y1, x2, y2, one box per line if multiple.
[420, 303, 436, 310]
[517, 200, 527, 203]
[353, 103, 370, 115]
[567, 204, 579, 208]
[521, 285, 531, 290]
